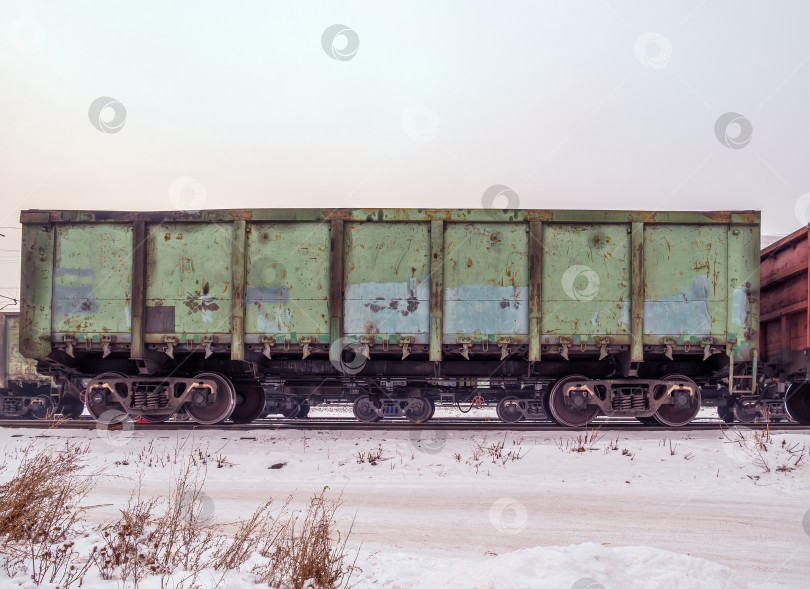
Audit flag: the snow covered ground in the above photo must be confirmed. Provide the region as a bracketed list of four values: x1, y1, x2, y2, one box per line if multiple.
[0, 421, 808, 588]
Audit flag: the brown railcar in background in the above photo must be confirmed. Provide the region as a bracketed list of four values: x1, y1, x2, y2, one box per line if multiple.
[760, 224, 810, 423]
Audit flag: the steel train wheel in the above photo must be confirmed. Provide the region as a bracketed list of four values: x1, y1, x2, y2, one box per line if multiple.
[653, 374, 701, 427]
[296, 400, 310, 418]
[280, 398, 309, 419]
[717, 405, 735, 424]
[280, 405, 298, 418]
[541, 389, 559, 425]
[733, 401, 760, 424]
[496, 396, 524, 423]
[86, 372, 128, 425]
[184, 372, 236, 425]
[785, 381, 810, 425]
[60, 395, 85, 419]
[547, 375, 599, 427]
[404, 397, 432, 424]
[29, 395, 53, 420]
[426, 397, 436, 420]
[230, 382, 267, 424]
[353, 395, 381, 422]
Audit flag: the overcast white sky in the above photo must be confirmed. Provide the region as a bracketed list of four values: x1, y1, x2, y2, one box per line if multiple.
[2, 1, 809, 310]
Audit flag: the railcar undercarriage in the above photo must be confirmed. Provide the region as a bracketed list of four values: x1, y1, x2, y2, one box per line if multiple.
[75, 351, 713, 427]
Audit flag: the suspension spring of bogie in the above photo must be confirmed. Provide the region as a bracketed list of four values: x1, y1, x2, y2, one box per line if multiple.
[133, 390, 147, 408]
[612, 389, 649, 411]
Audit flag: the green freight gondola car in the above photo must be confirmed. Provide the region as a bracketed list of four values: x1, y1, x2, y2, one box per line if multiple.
[0, 311, 83, 418]
[19, 208, 762, 426]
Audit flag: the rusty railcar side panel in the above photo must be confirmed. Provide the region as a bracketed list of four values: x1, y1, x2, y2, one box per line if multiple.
[144, 223, 233, 340]
[540, 223, 631, 344]
[52, 224, 133, 341]
[643, 225, 729, 341]
[245, 222, 330, 343]
[443, 223, 529, 344]
[343, 222, 430, 344]
[760, 225, 809, 371]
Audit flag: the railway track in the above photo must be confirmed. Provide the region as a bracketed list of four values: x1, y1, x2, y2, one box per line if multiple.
[0, 417, 807, 432]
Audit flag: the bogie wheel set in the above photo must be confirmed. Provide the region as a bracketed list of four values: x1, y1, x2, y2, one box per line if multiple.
[75, 369, 724, 428]
[351, 395, 435, 424]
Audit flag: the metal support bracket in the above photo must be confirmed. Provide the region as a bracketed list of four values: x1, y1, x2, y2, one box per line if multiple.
[700, 338, 715, 361]
[661, 337, 676, 361]
[598, 337, 611, 360]
[299, 336, 313, 359]
[398, 335, 411, 360]
[63, 335, 78, 358]
[163, 336, 179, 359]
[496, 336, 514, 361]
[458, 336, 474, 360]
[559, 337, 571, 361]
[358, 335, 373, 359]
[202, 335, 215, 359]
[101, 335, 113, 358]
[260, 336, 276, 360]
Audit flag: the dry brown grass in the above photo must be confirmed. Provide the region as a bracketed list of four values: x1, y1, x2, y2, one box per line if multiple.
[98, 481, 358, 589]
[253, 488, 358, 589]
[722, 425, 808, 475]
[1, 441, 358, 589]
[554, 428, 603, 453]
[94, 458, 225, 588]
[0, 439, 98, 586]
[356, 444, 385, 465]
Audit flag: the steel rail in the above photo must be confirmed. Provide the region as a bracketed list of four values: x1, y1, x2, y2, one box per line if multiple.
[0, 418, 806, 433]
